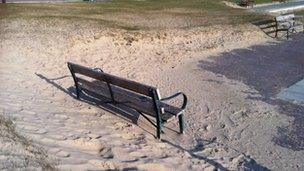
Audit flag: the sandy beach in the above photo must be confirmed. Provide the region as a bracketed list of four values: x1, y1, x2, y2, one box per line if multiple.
[0, 3, 304, 170]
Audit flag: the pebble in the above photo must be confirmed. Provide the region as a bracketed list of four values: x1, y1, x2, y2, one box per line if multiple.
[56, 150, 71, 158]
[36, 129, 47, 134]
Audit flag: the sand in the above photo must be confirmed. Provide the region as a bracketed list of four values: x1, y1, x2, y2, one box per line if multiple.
[1, 17, 304, 170]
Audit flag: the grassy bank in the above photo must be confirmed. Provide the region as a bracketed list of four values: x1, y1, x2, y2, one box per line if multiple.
[0, 0, 269, 30]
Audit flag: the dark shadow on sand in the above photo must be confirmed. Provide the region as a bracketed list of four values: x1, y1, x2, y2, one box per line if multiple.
[35, 73, 158, 135]
[252, 19, 298, 40]
[198, 34, 304, 151]
[35, 73, 183, 135]
[162, 138, 270, 171]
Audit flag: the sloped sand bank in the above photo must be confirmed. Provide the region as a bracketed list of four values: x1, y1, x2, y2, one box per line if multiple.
[0, 18, 303, 170]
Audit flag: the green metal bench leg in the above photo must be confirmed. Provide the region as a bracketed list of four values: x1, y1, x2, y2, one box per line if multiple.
[178, 114, 184, 134]
[75, 87, 81, 99]
[68, 63, 81, 99]
[156, 120, 162, 139]
[150, 89, 163, 139]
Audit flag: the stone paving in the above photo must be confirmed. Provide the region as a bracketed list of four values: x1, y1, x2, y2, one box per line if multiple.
[254, 0, 304, 13]
[278, 79, 304, 105]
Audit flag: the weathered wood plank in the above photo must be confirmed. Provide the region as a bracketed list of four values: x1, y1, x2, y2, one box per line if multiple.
[252, 19, 274, 26]
[68, 62, 155, 96]
[265, 30, 277, 35]
[260, 24, 276, 30]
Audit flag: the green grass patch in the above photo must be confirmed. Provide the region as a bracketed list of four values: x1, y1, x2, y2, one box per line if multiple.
[0, 0, 270, 30]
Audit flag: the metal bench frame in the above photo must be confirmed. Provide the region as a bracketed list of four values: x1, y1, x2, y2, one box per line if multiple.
[275, 14, 304, 39]
[68, 62, 187, 139]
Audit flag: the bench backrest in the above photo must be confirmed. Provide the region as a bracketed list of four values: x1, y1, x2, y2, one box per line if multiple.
[276, 14, 295, 22]
[68, 62, 157, 97]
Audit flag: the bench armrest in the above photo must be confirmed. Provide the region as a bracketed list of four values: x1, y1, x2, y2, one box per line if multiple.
[92, 68, 103, 72]
[160, 92, 188, 111]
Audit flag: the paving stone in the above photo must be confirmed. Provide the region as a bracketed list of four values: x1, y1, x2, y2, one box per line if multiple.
[296, 80, 304, 86]
[278, 90, 304, 103]
[286, 85, 304, 94]
[278, 79, 304, 104]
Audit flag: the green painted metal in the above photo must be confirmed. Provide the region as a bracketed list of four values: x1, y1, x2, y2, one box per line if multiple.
[150, 89, 163, 139]
[67, 63, 81, 99]
[178, 114, 184, 134]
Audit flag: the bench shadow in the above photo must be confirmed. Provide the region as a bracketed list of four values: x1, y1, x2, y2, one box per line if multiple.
[252, 19, 278, 39]
[35, 73, 235, 170]
[198, 34, 304, 151]
[35, 73, 180, 138]
[162, 138, 270, 171]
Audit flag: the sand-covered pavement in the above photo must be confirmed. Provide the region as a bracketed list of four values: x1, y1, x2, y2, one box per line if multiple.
[0, 17, 304, 170]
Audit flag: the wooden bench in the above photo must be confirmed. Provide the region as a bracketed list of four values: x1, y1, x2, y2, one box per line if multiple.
[238, 0, 254, 8]
[67, 62, 187, 139]
[274, 14, 304, 39]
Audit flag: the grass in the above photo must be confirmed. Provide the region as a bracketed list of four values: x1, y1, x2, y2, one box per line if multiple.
[0, 113, 57, 170]
[254, 0, 274, 4]
[0, 0, 270, 30]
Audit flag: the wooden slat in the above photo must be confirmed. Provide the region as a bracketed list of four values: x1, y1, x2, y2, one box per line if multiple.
[265, 30, 277, 34]
[260, 24, 276, 30]
[68, 62, 155, 96]
[77, 78, 182, 121]
[252, 19, 274, 26]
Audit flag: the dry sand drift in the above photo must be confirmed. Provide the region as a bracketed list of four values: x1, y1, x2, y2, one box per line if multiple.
[0, 17, 304, 170]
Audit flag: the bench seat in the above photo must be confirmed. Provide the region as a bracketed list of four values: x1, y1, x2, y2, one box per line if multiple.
[77, 77, 183, 122]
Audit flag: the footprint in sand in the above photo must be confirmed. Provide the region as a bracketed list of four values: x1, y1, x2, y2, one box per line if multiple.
[88, 160, 116, 170]
[20, 124, 39, 132]
[137, 163, 170, 171]
[48, 134, 67, 141]
[87, 134, 101, 139]
[66, 133, 81, 140]
[54, 114, 70, 120]
[20, 110, 36, 115]
[64, 138, 103, 151]
[113, 121, 133, 130]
